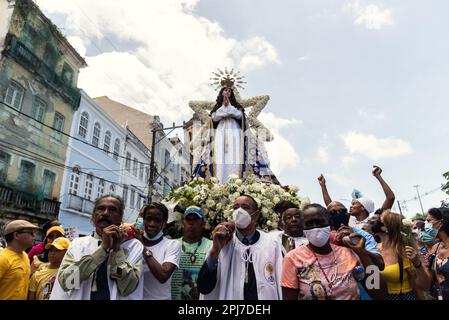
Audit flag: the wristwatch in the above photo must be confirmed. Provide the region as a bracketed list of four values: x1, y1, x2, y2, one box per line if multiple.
[143, 249, 153, 259]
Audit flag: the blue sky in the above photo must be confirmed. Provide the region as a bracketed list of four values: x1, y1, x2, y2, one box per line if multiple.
[35, 0, 449, 217]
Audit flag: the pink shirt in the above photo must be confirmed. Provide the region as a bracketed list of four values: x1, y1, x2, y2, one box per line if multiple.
[281, 244, 360, 300]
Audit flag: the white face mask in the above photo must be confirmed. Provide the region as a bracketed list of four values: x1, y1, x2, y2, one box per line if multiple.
[232, 208, 255, 229]
[303, 226, 331, 247]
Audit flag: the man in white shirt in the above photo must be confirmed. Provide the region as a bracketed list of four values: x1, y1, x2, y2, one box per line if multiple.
[50, 195, 144, 300]
[197, 195, 283, 300]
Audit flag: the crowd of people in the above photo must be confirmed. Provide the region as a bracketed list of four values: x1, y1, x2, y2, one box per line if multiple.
[0, 166, 448, 300]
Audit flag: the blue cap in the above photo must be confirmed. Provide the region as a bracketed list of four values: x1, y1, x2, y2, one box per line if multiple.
[183, 206, 204, 219]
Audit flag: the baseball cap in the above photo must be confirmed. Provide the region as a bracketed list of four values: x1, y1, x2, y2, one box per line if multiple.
[45, 237, 71, 250]
[3, 220, 39, 236]
[183, 206, 204, 219]
[46, 226, 65, 237]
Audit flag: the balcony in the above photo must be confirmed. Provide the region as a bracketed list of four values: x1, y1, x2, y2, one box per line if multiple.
[0, 184, 60, 220]
[5, 35, 81, 110]
[67, 194, 95, 214]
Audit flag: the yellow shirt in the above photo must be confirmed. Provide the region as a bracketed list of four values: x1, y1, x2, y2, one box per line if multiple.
[29, 267, 59, 300]
[0, 248, 31, 300]
[380, 258, 414, 294]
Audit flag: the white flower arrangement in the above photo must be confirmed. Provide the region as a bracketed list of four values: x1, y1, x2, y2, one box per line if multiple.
[164, 174, 304, 236]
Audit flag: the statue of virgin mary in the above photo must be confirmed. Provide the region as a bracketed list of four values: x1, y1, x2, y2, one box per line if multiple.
[190, 69, 275, 184]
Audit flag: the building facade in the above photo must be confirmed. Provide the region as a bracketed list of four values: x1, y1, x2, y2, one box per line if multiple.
[0, 0, 86, 237]
[58, 91, 125, 237]
[95, 96, 187, 202]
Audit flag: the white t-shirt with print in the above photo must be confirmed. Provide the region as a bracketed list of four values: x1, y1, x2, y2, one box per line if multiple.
[143, 237, 181, 300]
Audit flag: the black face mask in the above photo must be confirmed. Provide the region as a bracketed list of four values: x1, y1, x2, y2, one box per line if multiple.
[329, 208, 350, 230]
[371, 219, 385, 234]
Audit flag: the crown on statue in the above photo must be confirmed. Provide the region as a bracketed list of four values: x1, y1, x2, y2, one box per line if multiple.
[210, 67, 246, 91]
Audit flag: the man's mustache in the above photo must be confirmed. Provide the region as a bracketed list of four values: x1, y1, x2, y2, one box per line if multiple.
[97, 216, 112, 224]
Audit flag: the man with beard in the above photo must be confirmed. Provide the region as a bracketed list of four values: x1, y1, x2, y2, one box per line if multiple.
[50, 195, 144, 300]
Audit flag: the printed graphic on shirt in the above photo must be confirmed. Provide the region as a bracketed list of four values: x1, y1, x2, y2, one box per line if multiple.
[264, 262, 275, 284]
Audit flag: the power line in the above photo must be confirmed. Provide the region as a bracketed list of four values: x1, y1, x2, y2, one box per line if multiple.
[0, 140, 149, 192]
[0, 101, 152, 166]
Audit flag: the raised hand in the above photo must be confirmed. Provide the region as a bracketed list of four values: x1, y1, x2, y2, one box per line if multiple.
[318, 174, 326, 187]
[210, 222, 234, 258]
[372, 166, 382, 178]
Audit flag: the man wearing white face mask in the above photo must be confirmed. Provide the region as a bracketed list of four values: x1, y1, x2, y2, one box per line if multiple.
[197, 195, 283, 300]
[281, 204, 387, 300]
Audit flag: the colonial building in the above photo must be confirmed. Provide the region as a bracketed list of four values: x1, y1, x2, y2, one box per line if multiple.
[0, 0, 86, 237]
[95, 96, 187, 202]
[58, 91, 125, 237]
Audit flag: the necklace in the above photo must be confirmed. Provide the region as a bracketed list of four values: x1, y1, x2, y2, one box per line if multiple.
[182, 238, 202, 264]
[310, 248, 338, 292]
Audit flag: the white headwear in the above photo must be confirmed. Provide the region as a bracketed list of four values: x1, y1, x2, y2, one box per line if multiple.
[356, 197, 375, 215]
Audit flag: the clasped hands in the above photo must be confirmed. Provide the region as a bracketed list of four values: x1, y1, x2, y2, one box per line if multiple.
[101, 225, 128, 252]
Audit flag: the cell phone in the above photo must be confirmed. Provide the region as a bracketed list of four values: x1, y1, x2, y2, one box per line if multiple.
[135, 217, 144, 231]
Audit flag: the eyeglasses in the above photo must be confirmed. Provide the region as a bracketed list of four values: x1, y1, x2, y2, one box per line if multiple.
[17, 230, 35, 236]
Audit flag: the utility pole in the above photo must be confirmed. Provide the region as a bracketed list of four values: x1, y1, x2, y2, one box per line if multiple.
[413, 185, 425, 215]
[147, 120, 186, 203]
[397, 200, 403, 215]
[147, 124, 157, 203]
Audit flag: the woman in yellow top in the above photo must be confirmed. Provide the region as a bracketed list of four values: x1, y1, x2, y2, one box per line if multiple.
[372, 210, 431, 300]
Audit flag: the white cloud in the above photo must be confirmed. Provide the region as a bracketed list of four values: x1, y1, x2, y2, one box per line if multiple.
[67, 36, 87, 57]
[340, 155, 357, 168]
[344, 0, 393, 30]
[326, 173, 354, 187]
[317, 146, 329, 164]
[297, 55, 310, 62]
[259, 112, 301, 176]
[341, 131, 412, 160]
[358, 109, 385, 121]
[35, 0, 280, 122]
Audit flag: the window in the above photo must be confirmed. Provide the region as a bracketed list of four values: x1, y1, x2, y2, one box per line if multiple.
[52, 112, 65, 141]
[145, 167, 150, 183]
[136, 194, 141, 210]
[43, 44, 58, 69]
[109, 184, 115, 195]
[103, 131, 111, 153]
[62, 63, 74, 85]
[97, 179, 105, 199]
[69, 166, 80, 195]
[133, 158, 138, 176]
[18, 160, 35, 191]
[42, 170, 56, 198]
[164, 149, 170, 168]
[78, 112, 89, 138]
[139, 163, 144, 181]
[113, 138, 120, 160]
[0, 150, 11, 179]
[163, 177, 170, 196]
[125, 152, 131, 171]
[130, 190, 136, 208]
[92, 122, 101, 147]
[122, 185, 128, 206]
[31, 97, 46, 127]
[84, 173, 94, 201]
[4, 80, 24, 110]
